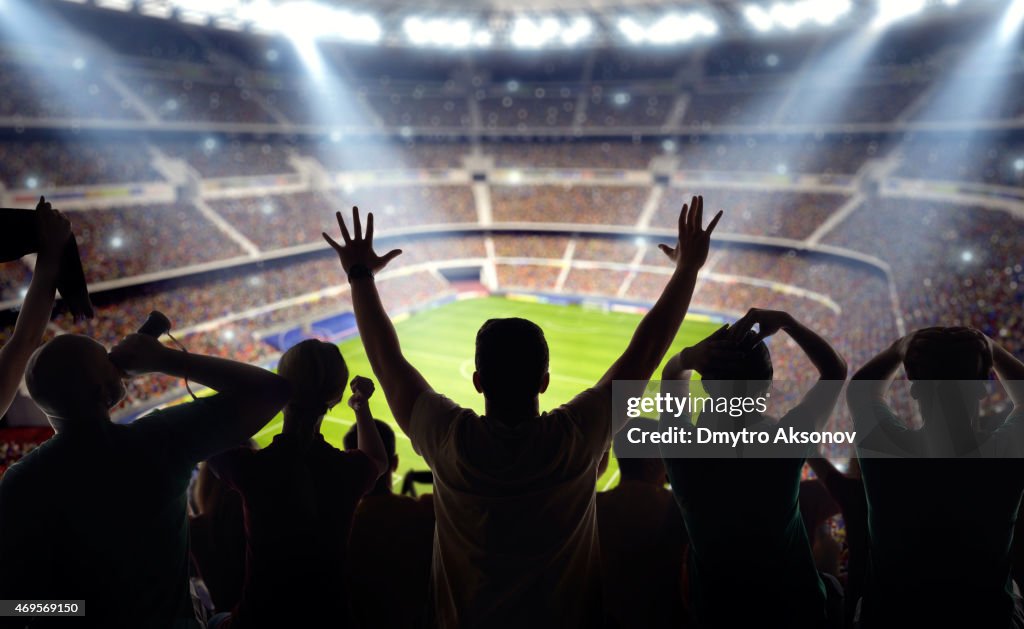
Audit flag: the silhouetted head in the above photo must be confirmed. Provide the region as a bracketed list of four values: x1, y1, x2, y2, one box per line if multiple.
[700, 330, 773, 399]
[615, 418, 667, 485]
[344, 419, 397, 469]
[26, 334, 126, 425]
[473, 318, 550, 408]
[904, 327, 990, 423]
[277, 339, 348, 419]
[903, 326, 992, 381]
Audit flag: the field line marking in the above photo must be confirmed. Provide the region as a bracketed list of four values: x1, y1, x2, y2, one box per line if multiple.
[601, 469, 620, 492]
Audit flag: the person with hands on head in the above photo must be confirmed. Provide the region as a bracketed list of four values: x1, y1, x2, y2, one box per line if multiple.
[658, 308, 847, 629]
[0, 197, 71, 420]
[0, 329, 289, 629]
[847, 327, 1024, 629]
[325, 197, 721, 629]
[206, 340, 387, 629]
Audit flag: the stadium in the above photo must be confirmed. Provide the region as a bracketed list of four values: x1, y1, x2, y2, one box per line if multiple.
[0, 0, 1023, 626]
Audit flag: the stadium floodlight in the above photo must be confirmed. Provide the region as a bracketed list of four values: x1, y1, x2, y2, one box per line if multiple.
[403, 16, 491, 49]
[138, 1, 174, 18]
[872, 0, 927, 30]
[743, 0, 851, 33]
[1000, 0, 1024, 41]
[239, 0, 381, 44]
[617, 12, 718, 45]
[510, 15, 594, 48]
[95, 0, 133, 10]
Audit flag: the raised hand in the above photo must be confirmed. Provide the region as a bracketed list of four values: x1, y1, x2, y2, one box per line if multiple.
[728, 308, 796, 346]
[658, 195, 723, 271]
[323, 206, 402, 276]
[109, 333, 172, 377]
[348, 375, 376, 411]
[35, 196, 72, 261]
[676, 324, 744, 374]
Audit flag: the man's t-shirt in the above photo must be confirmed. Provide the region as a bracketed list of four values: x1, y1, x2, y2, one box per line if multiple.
[853, 402, 1024, 627]
[664, 413, 827, 629]
[0, 395, 239, 629]
[210, 432, 379, 626]
[596, 480, 687, 629]
[409, 388, 612, 629]
[347, 493, 436, 629]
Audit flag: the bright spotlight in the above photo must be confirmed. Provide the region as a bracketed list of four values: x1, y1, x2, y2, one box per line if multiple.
[612, 92, 631, 106]
[872, 0, 926, 30]
[1000, 0, 1024, 41]
[25, 176, 38, 189]
[744, 0, 851, 33]
[634, 237, 647, 247]
[110, 235, 124, 249]
[508, 170, 523, 184]
[961, 250, 974, 263]
[222, 329, 236, 341]
[617, 12, 718, 45]
[403, 16, 490, 49]
[510, 15, 593, 48]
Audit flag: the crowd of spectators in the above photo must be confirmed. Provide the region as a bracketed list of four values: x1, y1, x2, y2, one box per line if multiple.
[895, 136, 1024, 188]
[495, 264, 561, 291]
[0, 263, 31, 303]
[487, 141, 659, 170]
[562, 268, 630, 296]
[491, 185, 648, 225]
[133, 75, 276, 124]
[209, 192, 337, 251]
[388, 236, 487, 268]
[308, 142, 469, 171]
[579, 89, 674, 128]
[491, 234, 569, 259]
[366, 92, 471, 129]
[672, 135, 886, 176]
[823, 198, 1024, 356]
[478, 94, 578, 129]
[573, 237, 641, 264]
[652, 189, 847, 240]
[68, 203, 243, 283]
[779, 81, 928, 124]
[0, 61, 139, 121]
[159, 139, 296, 178]
[0, 140, 161, 189]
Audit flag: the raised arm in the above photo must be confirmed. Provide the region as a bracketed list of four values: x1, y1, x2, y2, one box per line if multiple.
[988, 338, 1024, 412]
[598, 196, 722, 433]
[348, 375, 389, 477]
[730, 309, 847, 431]
[110, 334, 290, 461]
[323, 207, 431, 434]
[0, 198, 70, 419]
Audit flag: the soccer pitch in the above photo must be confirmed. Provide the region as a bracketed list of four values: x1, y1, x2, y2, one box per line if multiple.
[252, 296, 721, 491]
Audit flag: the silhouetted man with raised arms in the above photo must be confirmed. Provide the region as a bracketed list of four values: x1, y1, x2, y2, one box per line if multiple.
[848, 327, 1024, 628]
[324, 196, 721, 628]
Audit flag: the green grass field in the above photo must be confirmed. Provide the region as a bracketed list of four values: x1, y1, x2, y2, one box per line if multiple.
[252, 296, 721, 491]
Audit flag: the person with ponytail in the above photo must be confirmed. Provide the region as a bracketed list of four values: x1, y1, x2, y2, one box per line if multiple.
[208, 339, 388, 628]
